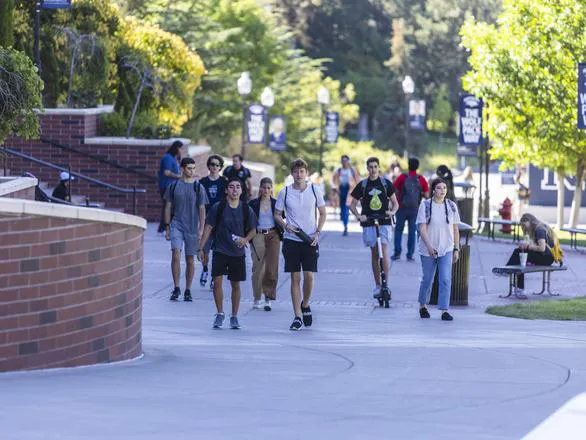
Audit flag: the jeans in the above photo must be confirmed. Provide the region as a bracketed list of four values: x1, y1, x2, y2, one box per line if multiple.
[394, 207, 418, 257]
[506, 248, 553, 289]
[339, 184, 350, 228]
[418, 252, 453, 310]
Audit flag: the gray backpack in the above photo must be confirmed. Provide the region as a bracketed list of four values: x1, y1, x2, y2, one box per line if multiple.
[401, 174, 422, 209]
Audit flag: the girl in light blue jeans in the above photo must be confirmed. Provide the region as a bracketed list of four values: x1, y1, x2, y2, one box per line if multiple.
[415, 178, 460, 321]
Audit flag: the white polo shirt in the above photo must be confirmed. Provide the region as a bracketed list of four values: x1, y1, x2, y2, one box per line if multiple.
[275, 183, 326, 242]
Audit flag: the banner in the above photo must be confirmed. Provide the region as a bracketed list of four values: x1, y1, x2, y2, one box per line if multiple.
[246, 104, 267, 145]
[457, 94, 483, 156]
[529, 166, 586, 207]
[578, 63, 586, 129]
[324, 111, 339, 144]
[408, 100, 426, 131]
[268, 116, 287, 151]
[42, 0, 72, 9]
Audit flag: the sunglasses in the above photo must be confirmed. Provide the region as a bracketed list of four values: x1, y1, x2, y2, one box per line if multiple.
[209, 162, 221, 167]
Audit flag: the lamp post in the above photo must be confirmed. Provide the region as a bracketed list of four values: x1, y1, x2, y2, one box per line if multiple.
[237, 72, 252, 158]
[260, 86, 274, 148]
[402, 75, 415, 160]
[317, 86, 330, 176]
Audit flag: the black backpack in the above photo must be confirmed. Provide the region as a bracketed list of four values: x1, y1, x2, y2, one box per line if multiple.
[169, 180, 201, 219]
[214, 200, 250, 236]
[401, 174, 422, 209]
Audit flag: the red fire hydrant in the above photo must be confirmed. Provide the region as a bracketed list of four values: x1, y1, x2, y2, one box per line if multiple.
[498, 197, 513, 233]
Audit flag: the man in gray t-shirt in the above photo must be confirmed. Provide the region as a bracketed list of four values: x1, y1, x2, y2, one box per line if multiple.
[164, 158, 208, 302]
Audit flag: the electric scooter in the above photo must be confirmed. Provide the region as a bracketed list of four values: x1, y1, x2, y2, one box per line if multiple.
[370, 213, 394, 308]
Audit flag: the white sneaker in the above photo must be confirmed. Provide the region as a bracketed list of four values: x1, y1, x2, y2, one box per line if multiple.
[264, 298, 272, 312]
[372, 286, 381, 298]
[515, 287, 527, 298]
[253, 299, 263, 309]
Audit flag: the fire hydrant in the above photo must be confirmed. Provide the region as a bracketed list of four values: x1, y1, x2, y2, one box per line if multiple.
[498, 197, 513, 233]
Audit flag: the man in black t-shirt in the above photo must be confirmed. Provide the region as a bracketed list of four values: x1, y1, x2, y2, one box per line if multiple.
[222, 154, 252, 201]
[349, 157, 399, 297]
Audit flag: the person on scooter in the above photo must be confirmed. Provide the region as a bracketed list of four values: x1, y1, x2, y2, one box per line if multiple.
[349, 157, 399, 297]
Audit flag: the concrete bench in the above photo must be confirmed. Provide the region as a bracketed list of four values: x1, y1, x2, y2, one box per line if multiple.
[560, 227, 586, 251]
[478, 217, 521, 242]
[492, 265, 568, 299]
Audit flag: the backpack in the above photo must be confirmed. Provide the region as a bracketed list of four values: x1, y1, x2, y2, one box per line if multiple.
[548, 228, 564, 265]
[214, 200, 250, 237]
[169, 180, 201, 219]
[401, 174, 422, 209]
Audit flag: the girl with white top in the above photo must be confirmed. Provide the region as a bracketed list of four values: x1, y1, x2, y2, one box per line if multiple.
[416, 178, 461, 321]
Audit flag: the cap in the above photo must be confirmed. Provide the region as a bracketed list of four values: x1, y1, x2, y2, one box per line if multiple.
[59, 171, 74, 181]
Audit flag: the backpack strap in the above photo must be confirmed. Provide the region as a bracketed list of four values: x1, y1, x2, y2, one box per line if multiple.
[170, 181, 179, 219]
[424, 199, 432, 224]
[193, 180, 200, 204]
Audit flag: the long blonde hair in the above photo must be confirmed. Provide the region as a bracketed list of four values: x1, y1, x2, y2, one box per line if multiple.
[520, 213, 552, 241]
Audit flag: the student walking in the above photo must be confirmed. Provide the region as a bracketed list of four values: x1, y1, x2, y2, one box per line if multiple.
[164, 157, 208, 301]
[332, 155, 360, 236]
[275, 159, 326, 331]
[158, 141, 183, 233]
[392, 157, 429, 261]
[249, 178, 283, 311]
[416, 178, 460, 321]
[198, 178, 257, 329]
[199, 155, 228, 288]
[349, 157, 399, 297]
[223, 154, 253, 201]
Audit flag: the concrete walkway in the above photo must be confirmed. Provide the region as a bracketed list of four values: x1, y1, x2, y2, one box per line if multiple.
[1, 214, 586, 439]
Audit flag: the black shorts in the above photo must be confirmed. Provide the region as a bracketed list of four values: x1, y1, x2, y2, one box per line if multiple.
[282, 239, 319, 273]
[211, 252, 246, 281]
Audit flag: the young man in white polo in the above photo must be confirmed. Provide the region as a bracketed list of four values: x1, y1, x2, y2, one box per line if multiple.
[349, 157, 399, 297]
[275, 158, 326, 331]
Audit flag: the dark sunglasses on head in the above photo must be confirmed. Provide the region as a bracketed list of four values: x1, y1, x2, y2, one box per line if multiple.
[209, 162, 221, 167]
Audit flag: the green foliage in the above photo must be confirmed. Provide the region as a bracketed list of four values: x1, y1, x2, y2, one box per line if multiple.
[0, 0, 15, 48]
[0, 47, 43, 143]
[486, 297, 586, 321]
[427, 84, 452, 133]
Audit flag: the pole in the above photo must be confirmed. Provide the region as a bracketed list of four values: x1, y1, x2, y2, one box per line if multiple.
[132, 187, 137, 215]
[404, 94, 410, 161]
[478, 144, 484, 222]
[240, 96, 247, 158]
[483, 135, 490, 220]
[67, 164, 72, 202]
[34, 1, 42, 75]
[318, 104, 324, 176]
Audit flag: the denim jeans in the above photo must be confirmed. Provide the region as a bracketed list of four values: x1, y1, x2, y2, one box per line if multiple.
[418, 252, 453, 310]
[339, 184, 350, 228]
[393, 207, 418, 257]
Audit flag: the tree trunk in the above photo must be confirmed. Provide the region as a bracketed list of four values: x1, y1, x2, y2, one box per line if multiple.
[556, 169, 565, 229]
[569, 160, 585, 228]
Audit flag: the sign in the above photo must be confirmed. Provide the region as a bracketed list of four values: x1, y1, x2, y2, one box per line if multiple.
[457, 94, 483, 156]
[42, 0, 72, 9]
[500, 169, 516, 185]
[578, 62, 586, 129]
[529, 165, 586, 207]
[268, 116, 286, 151]
[408, 100, 426, 131]
[246, 104, 267, 145]
[324, 111, 339, 144]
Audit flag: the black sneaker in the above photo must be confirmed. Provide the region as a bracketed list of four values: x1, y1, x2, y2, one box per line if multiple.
[184, 289, 192, 302]
[289, 317, 302, 331]
[441, 311, 454, 321]
[301, 303, 312, 327]
[170, 287, 180, 301]
[407, 255, 415, 262]
[419, 307, 430, 318]
[391, 253, 401, 261]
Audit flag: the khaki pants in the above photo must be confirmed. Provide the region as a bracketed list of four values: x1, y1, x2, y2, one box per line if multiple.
[251, 230, 280, 300]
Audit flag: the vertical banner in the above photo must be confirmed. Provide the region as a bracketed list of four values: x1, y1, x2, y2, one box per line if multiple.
[578, 62, 586, 129]
[324, 111, 339, 144]
[42, 0, 72, 9]
[268, 116, 287, 151]
[408, 100, 426, 131]
[457, 94, 483, 156]
[246, 104, 267, 144]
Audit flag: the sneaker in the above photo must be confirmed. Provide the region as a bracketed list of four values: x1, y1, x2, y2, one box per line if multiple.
[515, 287, 527, 298]
[199, 270, 208, 287]
[169, 287, 180, 301]
[183, 289, 192, 302]
[264, 297, 272, 312]
[213, 313, 225, 329]
[210, 279, 215, 291]
[301, 303, 312, 327]
[372, 286, 382, 299]
[253, 299, 263, 310]
[419, 307, 430, 318]
[289, 317, 302, 331]
[343, 228, 348, 237]
[441, 311, 453, 321]
[391, 253, 401, 261]
[406, 255, 415, 262]
[230, 316, 240, 329]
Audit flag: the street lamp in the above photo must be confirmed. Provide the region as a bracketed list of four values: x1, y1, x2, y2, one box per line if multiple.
[317, 86, 330, 176]
[237, 72, 252, 157]
[402, 75, 415, 160]
[260, 87, 275, 149]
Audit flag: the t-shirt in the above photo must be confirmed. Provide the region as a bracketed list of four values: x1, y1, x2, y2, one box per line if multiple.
[159, 153, 179, 190]
[350, 177, 396, 227]
[200, 175, 227, 211]
[52, 182, 68, 201]
[393, 171, 429, 209]
[535, 226, 553, 257]
[275, 184, 326, 242]
[416, 199, 461, 257]
[206, 201, 258, 257]
[223, 165, 252, 199]
[164, 180, 209, 233]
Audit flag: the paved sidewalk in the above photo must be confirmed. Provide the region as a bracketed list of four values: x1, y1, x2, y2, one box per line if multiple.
[1, 214, 586, 439]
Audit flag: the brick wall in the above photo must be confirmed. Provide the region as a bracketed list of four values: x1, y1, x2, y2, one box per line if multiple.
[0, 215, 144, 372]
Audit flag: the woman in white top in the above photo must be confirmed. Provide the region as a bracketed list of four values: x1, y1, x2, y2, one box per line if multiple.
[416, 178, 461, 321]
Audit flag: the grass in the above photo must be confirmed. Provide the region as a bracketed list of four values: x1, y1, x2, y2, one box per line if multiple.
[476, 228, 586, 248]
[486, 297, 586, 320]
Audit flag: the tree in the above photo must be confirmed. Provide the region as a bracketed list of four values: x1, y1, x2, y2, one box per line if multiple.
[461, 0, 586, 227]
[0, 0, 15, 48]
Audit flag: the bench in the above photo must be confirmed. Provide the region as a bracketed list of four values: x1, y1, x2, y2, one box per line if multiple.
[478, 217, 521, 242]
[492, 265, 568, 299]
[560, 227, 586, 251]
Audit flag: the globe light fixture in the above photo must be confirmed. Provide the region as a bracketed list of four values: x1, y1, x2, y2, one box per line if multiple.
[402, 75, 415, 95]
[237, 72, 252, 96]
[260, 87, 274, 108]
[317, 86, 330, 105]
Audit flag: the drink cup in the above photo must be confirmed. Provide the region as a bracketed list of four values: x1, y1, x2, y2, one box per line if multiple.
[519, 252, 528, 267]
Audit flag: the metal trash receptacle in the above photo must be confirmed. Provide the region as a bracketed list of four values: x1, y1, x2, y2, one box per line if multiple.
[429, 222, 473, 306]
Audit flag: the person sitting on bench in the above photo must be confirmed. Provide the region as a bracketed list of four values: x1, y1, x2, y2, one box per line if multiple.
[505, 213, 554, 295]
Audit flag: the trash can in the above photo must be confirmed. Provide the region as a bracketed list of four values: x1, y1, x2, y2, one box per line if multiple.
[454, 182, 475, 226]
[429, 222, 473, 306]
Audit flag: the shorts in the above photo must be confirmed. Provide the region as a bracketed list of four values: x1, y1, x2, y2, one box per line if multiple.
[362, 225, 392, 248]
[211, 252, 246, 282]
[170, 225, 198, 256]
[282, 239, 319, 273]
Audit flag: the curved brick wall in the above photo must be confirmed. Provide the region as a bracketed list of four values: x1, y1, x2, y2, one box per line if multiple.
[0, 215, 144, 372]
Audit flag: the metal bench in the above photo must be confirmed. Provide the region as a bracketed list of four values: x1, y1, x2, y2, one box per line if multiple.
[492, 265, 568, 299]
[478, 217, 521, 242]
[560, 227, 586, 251]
